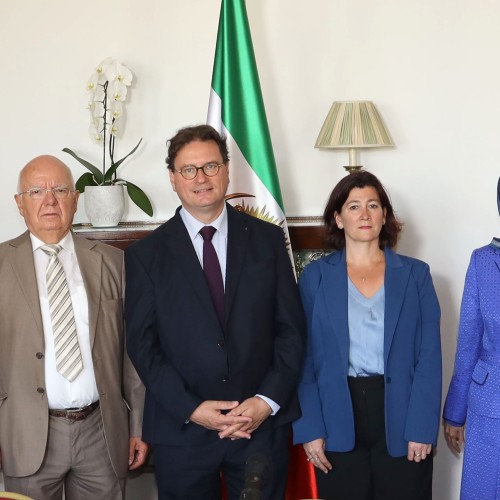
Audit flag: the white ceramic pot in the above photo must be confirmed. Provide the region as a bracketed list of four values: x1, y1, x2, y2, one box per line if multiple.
[84, 185, 125, 227]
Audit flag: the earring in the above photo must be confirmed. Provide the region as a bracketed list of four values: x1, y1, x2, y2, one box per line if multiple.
[338, 224, 343, 229]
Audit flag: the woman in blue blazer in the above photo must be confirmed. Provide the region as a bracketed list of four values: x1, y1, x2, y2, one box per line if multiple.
[443, 177, 500, 499]
[293, 171, 442, 500]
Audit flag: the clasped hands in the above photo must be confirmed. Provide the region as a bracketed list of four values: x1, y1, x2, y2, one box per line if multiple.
[189, 397, 272, 440]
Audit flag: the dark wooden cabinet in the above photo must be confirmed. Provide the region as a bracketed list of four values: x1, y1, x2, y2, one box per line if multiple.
[73, 223, 327, 250]
[72, 220, 330, 276]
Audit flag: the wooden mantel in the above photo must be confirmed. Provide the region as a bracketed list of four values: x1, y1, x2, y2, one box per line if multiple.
[73, 219, 328, 251]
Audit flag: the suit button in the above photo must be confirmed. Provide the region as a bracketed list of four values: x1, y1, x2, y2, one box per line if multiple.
[217, 340, 225, 348]
[386, 377, 392, 383]
[221, 377, 228, 383]
[37, 387, 45, 394]
[36, 352, 44, 359]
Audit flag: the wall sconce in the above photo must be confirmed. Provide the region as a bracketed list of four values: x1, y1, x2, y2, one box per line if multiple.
[315, 100, 394, 173]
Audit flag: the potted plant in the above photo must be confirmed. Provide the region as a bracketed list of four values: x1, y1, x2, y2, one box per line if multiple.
[63, 57, 153, 227]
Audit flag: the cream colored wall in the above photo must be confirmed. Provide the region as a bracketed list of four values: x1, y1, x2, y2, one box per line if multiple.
[2, 0, 500, 498]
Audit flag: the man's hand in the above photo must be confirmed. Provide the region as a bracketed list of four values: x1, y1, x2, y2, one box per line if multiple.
[128, 437, 149, 470]
[189, 400, 253, 437]
[444, 422, 465, 454]
[219, 397, 272, 440]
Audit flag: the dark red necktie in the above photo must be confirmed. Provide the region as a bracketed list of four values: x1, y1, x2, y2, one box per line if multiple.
[199, 226, 225, 325]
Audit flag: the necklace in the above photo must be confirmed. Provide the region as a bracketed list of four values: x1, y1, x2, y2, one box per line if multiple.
[347, 260, 384, 284]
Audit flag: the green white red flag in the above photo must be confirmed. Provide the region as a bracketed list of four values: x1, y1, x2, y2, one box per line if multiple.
[207, 0, 293, 263]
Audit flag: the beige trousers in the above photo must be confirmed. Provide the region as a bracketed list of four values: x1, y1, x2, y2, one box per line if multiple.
[3, 409, 124, 500]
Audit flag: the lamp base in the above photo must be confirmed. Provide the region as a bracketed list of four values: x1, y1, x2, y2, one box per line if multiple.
[344, 165, 363, 174]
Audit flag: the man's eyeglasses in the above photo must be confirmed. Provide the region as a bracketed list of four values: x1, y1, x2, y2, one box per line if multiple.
[17, 187, 75, 200]
[174, 162, 224, 180]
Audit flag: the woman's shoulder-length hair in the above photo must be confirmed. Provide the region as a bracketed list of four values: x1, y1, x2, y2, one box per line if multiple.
[323, 170, 403, 250]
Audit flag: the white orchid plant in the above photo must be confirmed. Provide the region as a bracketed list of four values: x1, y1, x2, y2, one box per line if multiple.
[63, 57, 153, 216]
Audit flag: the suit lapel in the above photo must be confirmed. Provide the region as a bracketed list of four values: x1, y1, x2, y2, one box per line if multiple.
[321, 250, 350, 369]
[9, 232, 43, 332]
[73, 234, 102, 348]
[224, 207, 249, 324]
[383, 248, 410, 362]
[164, 212, 222, 329]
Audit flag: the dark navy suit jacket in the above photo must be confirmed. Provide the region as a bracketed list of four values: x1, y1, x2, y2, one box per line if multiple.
[293, 247, 442, 457]
[124, 204, 305, 445]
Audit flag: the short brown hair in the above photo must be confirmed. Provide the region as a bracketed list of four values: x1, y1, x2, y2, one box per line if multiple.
[165, 125, 230, 171]
[323, 170, 403, 250]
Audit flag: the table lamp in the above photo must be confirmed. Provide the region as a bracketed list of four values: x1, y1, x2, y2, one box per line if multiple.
[315, 100, 394, 173]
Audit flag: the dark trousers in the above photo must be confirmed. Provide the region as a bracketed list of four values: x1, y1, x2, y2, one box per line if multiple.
[153, 424, 290, 500]
[316, 376, 433, 500]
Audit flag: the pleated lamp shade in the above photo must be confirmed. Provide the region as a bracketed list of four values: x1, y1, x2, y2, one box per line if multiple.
[315, 100, 394, 172]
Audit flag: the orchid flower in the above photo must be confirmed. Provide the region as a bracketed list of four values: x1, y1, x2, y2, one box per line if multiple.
[63, 57, 153, 217]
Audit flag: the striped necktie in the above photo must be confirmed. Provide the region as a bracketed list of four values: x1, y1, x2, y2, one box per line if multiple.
[41, 244, 83, 382]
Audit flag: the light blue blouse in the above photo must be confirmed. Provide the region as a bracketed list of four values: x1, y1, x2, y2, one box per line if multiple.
[347, 278, 385, 377]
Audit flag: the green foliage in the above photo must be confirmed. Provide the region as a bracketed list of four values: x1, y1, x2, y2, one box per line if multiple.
[62, 138, 153, 216]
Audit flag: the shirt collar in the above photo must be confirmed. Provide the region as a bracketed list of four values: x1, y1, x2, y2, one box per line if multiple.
[490, 237, 500, 250]
[30, 231, 75, 254]
[179, 205, 228, 241]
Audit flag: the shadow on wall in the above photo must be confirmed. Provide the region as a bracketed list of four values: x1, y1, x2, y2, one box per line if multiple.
[394, 204, 465, 500]
[430, 271, 463, 500]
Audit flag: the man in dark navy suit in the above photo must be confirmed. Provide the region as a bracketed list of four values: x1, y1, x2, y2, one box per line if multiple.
[124, 125, 305, 500]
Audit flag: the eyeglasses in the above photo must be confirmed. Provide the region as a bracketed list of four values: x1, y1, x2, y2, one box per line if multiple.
[17, 187, 75, 200]
[174, 162, 224, 180]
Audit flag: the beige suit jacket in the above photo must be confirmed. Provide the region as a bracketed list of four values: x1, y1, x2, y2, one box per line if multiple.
[0, 231, 144, 478]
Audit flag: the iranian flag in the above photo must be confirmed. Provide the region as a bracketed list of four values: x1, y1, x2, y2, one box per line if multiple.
[208, 1, 317, 498]
[207, 0, 293, 263]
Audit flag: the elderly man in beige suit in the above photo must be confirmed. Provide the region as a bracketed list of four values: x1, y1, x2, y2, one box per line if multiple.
[0, 155, 148, 500]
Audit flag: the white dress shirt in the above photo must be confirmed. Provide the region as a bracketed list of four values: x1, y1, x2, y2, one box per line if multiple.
[31, 232, 99, 409]
[180, 206, 228, 288]
[179, 206, 279, 415]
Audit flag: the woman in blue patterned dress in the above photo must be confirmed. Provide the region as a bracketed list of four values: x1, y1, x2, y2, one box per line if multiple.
[443, 177, 500, 499]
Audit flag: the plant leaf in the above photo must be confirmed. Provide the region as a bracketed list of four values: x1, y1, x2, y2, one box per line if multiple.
[62, 148, 104, 184]
[105, 138, 143, 183]
[75, 172, 98, 193]
[118, 179, 153, 217]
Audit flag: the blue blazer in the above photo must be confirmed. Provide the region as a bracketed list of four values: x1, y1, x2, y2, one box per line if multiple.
[293, 247, 442, 457]
[444, 242, 500, 425]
